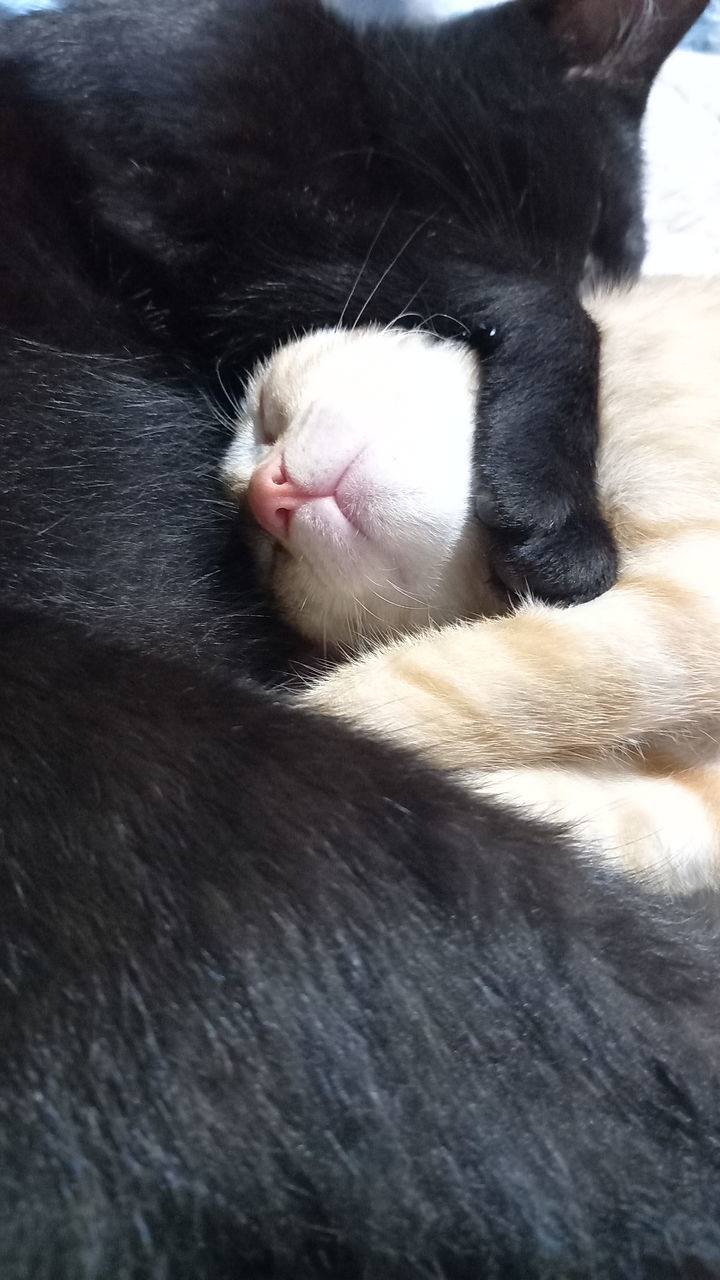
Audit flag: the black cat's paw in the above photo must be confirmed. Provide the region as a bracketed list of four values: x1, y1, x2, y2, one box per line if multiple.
[487, 510, 618, 606]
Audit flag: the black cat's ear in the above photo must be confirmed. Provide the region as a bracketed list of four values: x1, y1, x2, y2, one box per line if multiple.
[529, 0, 709, 99]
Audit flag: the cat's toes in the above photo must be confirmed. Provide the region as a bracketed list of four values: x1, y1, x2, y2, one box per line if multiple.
[489, 512, 618, 606]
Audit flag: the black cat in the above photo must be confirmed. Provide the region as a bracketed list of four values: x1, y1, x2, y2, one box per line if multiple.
[1, 2, 719, 1277]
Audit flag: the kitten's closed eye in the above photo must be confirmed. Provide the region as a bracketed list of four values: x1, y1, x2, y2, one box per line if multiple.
[222, 326, 506, 648]
[256, 387, 278, 446]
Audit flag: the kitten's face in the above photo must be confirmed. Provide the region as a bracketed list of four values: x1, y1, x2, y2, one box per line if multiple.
[222, 329, 504, 648]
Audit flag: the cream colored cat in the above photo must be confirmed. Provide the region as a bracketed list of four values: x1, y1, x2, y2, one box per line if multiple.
[222, 277, 720, 895]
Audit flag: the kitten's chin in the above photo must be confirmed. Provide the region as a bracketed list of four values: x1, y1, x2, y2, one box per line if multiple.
[264, 516, 506, 650]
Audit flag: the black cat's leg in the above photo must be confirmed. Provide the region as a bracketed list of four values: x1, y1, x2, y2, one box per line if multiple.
[459, 274, 617, 605]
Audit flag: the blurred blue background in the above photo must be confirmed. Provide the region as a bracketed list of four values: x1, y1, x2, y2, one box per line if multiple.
[0, 0, 719, 45]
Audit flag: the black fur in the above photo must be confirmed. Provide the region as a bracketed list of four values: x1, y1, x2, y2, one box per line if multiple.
[0, 84, 296, 678]
[0, 1, 719, 1275]
[3, 606, 720, 1279]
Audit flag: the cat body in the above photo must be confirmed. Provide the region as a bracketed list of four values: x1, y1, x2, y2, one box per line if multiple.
[4, 605, 720, 1279]
[227, 276, 720, 892]
[0, 0, 720, 1274]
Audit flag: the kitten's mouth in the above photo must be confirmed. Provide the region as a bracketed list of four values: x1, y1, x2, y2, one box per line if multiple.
[247, 449, 373, 549]
[288, 490, 372, 551]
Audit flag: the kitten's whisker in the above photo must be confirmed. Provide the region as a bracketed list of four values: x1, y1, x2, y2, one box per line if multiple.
[365, 576, 425, 611]
[213, 356, 247, 422]
[426, 312, 471, 339]
[380, 294, 425, 335]
[372, 35, 518, 241]
[338, 198, 398, 330]
[351, 214, 435, 332]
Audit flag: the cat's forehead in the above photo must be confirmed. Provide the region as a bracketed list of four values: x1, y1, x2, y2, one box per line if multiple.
[252, 326, 479, 420]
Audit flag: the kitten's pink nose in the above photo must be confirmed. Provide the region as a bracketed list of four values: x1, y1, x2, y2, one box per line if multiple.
[247, 454, 309, 540]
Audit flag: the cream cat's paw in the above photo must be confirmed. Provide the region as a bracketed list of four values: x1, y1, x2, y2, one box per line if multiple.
[299, 621, 513, 772]
[300, 649, 411, 735]
[299, 641, 456, 761]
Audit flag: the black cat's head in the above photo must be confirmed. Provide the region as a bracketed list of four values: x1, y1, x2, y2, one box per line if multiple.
[352, 0, 707, 288]
[515, 0, 711, 282]
[11, 0, 703, 367]
[158, 0, 708, 365]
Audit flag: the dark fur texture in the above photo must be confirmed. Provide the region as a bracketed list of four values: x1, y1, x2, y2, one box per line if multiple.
[0, 1, 719, 1276]
[3, 606, 720, 1280]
